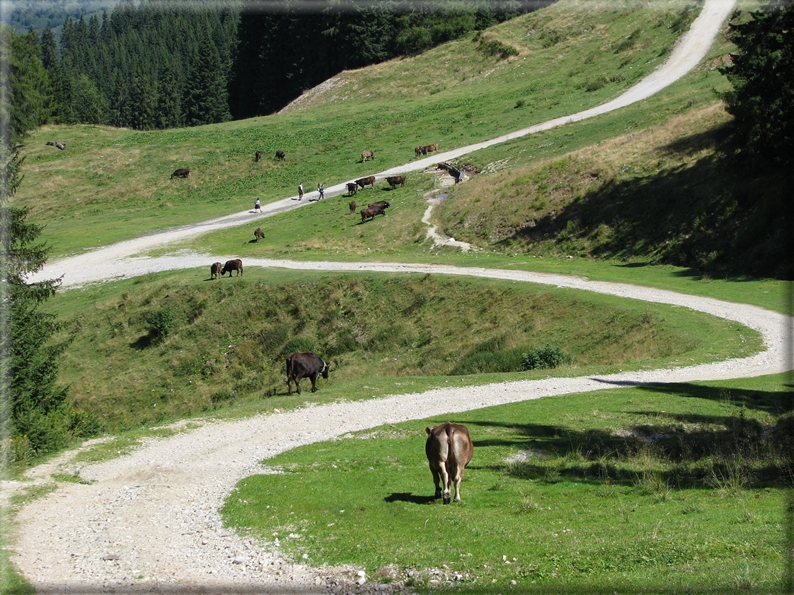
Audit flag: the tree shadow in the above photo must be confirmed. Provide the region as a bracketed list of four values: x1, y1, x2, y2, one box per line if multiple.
[495, 141, 792, 278]
[463, 381, 793, 488]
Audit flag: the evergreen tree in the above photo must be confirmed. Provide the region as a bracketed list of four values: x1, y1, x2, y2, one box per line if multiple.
[184, 27, 230, 126]
[40, 27, 58, 71]
[722, 1, 794, 165]
[4, 26, 55, 138]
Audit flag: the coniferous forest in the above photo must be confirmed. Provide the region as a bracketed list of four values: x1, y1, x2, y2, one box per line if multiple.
[7, 0, 540, 132]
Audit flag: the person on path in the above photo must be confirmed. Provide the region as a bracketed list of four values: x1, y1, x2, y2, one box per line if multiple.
[298, 183, 304, 200]
[318, 183, 325, 200]
[254, 198, 261, 213]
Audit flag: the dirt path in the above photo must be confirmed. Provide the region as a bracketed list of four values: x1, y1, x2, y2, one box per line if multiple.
[11, 2, 771, 593]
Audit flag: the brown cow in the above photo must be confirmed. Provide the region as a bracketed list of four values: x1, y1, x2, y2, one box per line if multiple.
[210, 262, 223, 280]
[222, 259, 243, 277]
[356, 175, 376, 190]
[171, 168, 190, 179]
[424, 142, 439, 154]
[286, 352, 329, 395]
[349, 200, 357, 214]
[255, 151, 262, 162]
[367, 201, 390, 211]
[361, 149, 375, 162]
[360, 206, 385, 222]
[275, 150, 286, 160]
[386, 175, 405, 189]
[425, 423, 473, 504]
[346, 182, 358, 196]
[254, 228, 264, 242]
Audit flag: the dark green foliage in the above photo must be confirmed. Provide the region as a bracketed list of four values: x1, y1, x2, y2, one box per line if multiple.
[0, 141, 100, 463]
[721, 1, 794, 165]
[475, 35, 520, 60]
[146, 305, 177, 340]
[522, 344, 570, 370]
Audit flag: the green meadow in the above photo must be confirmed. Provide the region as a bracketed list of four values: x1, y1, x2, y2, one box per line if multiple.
[5, 0, 792, 594]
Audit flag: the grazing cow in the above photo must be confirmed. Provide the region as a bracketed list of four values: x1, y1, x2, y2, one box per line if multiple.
[349, 200, 357, 214]
[346, 182, 358, 196]
[367, 201, 390, 211]
[386, 175, 406, 189]
[286, 351, 329, 395]
[210, 262, 223, 280]
[222, 259, 243, 277]
[55, 142, 66, 150]
[46, 141, 56, 146]
[355, 175, 376, 190]
[361, 149, 375, 162]
[360, 206, 385, 222]
[254, 228, 264, 242]
[425, 423, 473, 504]
[415, 145, 426, 157]
[275, 150, 286, 160]
[255, 151, 262, 162]
[424, 142, 439, 154]
[171, 168, 190, 179]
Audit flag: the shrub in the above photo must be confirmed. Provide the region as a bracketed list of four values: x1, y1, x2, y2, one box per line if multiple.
[522, 345, 570, 370]
[147, 305, 176, 340]
[477, 38, 520, 59]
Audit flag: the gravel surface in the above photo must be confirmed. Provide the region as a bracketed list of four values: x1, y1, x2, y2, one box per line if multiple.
[12, 3, 780, 593]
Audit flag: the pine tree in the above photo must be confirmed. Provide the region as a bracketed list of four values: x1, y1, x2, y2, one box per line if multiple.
[184, 27, 230, 126]
[721, 1, 794, 165]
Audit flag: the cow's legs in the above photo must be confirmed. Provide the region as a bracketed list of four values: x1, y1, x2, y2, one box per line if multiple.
[452, 465, 463, 502]
[430, 467, 442, 499]
[439, 465, 452, 504]
[309, 372, 318, 392]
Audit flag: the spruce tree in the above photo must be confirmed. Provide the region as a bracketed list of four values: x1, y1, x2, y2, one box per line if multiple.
[184, 27, 230, 126]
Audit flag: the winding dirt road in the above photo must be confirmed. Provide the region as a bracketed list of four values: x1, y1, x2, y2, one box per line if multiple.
[13, 2, 790, 594]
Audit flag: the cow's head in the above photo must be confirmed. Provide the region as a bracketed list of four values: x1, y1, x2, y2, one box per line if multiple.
[321, 361, 330, 379]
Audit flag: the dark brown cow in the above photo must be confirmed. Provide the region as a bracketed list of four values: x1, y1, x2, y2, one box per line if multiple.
[349, 200, 357, 214]
[361, 149, 375, 162]
[356, 175, 376, 190]
[367, 201, 390, 211]
[415, 146, 426, 157]
[425, 423, 473, 504]
[346, 182, 358, 196]
[275, 150, 286, 160]
[255, 151, 262, 162]
[210, 262, 223, 280]
[286, 351, 329, 395]
[254, 228, 264, 242]
[222, 259, 243, 277]
[360, 206, 385, 222]
[386, 175, 406, 189]
[424, 142, 439, 154]
[171, 168, 190, 179]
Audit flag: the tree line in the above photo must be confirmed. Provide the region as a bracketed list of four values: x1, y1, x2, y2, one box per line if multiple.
[11, 0, 542, 132]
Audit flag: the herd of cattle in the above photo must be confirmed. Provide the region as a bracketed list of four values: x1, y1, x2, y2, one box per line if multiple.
[199, 138, 476, 502]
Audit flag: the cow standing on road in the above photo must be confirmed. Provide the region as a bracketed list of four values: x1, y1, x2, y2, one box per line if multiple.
[425, 423, 473, 504]
[286, 352, 330, 395]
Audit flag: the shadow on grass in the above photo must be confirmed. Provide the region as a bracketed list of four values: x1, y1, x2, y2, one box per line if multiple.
[466, 381, 793, 489]
[384, 492, 436, 505]
[496, 141, 792, 278]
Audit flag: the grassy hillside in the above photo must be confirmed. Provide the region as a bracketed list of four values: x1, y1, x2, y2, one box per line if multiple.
[45, 268, 760, 433]
[15, 0, 704, 258]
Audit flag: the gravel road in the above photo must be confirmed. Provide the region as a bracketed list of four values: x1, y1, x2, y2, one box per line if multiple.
[13, 2, 784, 594]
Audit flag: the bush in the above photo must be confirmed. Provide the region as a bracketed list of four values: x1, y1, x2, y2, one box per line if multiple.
[477, 37, 520, 59]
[147, 305, 176, 340]
[522, 345, 570, 370]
